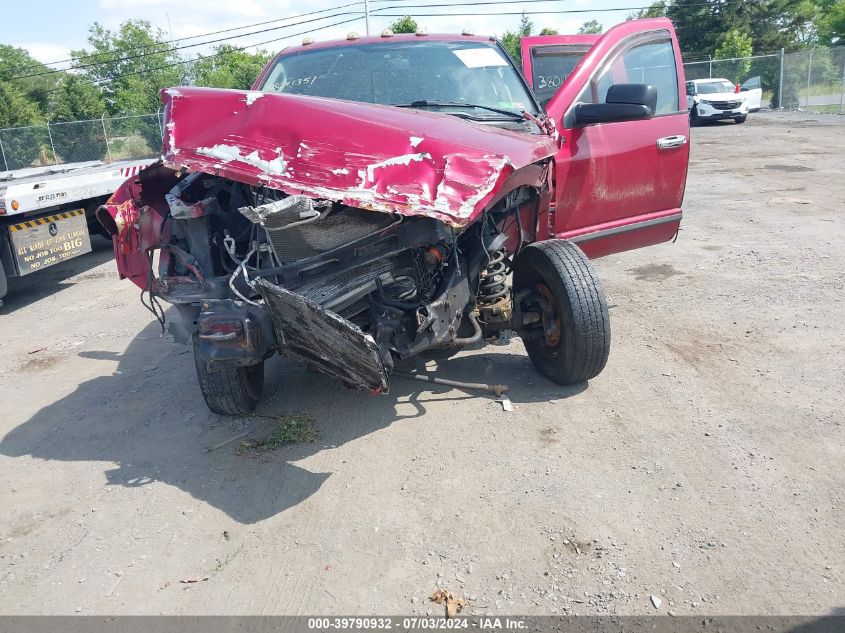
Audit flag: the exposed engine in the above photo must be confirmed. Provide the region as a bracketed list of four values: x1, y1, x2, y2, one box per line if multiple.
[132, 167, 534, 393]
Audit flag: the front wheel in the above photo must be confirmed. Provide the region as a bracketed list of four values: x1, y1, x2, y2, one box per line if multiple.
[689, 108, 699, 127]
[514, 240, 610, 385]
[735, 115, 747, 124]
[193, 337, 264, 415]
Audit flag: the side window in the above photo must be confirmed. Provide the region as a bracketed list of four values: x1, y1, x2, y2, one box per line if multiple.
[574, 36, 679, 116]
[741, 76, 761, 91]
[530, 45, 592, 107]
[686, 82, 695, 96]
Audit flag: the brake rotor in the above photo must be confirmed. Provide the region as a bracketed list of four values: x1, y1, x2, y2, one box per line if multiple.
[536, 283, 561, 347]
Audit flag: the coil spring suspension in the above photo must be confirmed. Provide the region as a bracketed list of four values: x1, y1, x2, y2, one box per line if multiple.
[478, 249, 509, 306]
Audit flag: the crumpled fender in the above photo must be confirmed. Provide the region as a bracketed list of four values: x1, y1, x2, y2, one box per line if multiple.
[97, 171, 166, 289]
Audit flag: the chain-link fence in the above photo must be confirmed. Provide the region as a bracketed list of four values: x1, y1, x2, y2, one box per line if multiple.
[0, 113, 164, 172]
[684, 53, 783, 108]
[684, 47, 845, 113]
[782, 47, 845, 112]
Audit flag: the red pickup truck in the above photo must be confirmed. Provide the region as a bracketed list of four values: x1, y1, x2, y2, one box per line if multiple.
[98, 18, 689, 415]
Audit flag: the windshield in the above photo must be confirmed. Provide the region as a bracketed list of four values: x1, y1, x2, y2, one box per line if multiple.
[697, 81, 735, 94]
[260, 40, 539, 117]
[530, 45, 591, 107]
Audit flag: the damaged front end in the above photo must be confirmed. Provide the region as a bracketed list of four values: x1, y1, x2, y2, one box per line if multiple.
[98, 87, 556, 412]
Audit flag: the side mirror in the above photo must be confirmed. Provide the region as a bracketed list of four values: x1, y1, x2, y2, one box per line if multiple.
[574, 83, 657, 126]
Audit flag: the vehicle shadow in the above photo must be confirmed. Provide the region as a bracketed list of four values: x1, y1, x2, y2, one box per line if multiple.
[0, 236, 115, 313]
[0, 319, 586, 525]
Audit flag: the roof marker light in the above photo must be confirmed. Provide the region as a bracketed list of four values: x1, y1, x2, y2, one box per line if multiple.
[347, 31, 359, 40]
[415, 27, 428, 36]
[301, 37, 315, 46]
[462, 29, 475, 36]
[381, 29, 394, 37]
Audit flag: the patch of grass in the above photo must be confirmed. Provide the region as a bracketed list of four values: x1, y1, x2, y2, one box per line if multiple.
[238, 413, 318, 454]
[800, 103, 844, 114]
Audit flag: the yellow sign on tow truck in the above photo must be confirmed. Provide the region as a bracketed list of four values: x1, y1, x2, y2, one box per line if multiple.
[9, 208, 92, 276]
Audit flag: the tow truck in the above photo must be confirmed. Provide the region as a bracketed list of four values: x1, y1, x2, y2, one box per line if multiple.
[0, 158, 152, 306]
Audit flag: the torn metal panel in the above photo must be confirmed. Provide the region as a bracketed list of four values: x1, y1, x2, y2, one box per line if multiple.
[255, 278, 389, 392]
[160, 87, 557, 227]
[238, 195, 323, 230]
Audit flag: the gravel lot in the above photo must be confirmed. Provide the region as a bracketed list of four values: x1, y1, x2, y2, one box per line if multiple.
[0, 112, 842, 616]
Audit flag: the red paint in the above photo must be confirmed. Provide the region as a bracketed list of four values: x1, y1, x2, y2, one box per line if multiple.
[161, 87, 557, 227]
[99, 176, 169, 289]
[105, 20, 691, 289]
[540, 18, 689, 243]
[575, 219, 680, 259]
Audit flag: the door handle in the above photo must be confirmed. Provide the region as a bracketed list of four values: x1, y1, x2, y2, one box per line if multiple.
[657, 135, 687, 150]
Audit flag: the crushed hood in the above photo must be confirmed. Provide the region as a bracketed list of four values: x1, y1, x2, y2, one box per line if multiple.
[161, 87, 557, 227]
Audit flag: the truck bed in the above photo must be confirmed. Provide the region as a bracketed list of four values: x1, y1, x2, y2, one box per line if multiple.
[1, 159, 151, 218]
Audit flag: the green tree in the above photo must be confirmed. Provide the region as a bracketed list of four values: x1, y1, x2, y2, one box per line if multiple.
[72, 20, 183, 115]
[816, 0, 845, 43]
[48, 74, 105, 122]
[0, 81, 41, 128]
[630, 1, 668, 19]
[500, 31, 522, 63]
[0, 44, 61, 115]
[47, 74, 108, 162]
[578, 20, 603, 34]
[539, 28, 559, 36]
[389, 16, 419, 34]
[0, 80, 46, 169]
[500, 12, 534, 64]
[715, 29, 753, 83]
[665, 0, 825, 56]
[192, 45, 272, 90]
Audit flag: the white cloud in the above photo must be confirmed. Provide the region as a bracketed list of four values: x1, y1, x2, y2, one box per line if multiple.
[14, 42, 73, 66]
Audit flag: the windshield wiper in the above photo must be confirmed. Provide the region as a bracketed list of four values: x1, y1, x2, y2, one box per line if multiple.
[394, 100, 525, 120]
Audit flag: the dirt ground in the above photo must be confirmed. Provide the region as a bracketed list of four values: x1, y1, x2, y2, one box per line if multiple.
[0, 112, 842, 616]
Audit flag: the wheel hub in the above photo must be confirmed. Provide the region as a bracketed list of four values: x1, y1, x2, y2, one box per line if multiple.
[536, 284, 561, 347]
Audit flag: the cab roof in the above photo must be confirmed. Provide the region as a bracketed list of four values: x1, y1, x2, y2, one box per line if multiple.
[280, 32, 495, 56]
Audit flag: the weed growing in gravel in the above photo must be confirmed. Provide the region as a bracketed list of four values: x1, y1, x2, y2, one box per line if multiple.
[238, 413, 318, 454]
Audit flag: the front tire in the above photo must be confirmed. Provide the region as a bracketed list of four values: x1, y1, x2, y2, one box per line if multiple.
[735, 115, 747, 124]
[193, 337, 264, 415]
[514, 240, 610, 385]
[689, 108, 699, 127]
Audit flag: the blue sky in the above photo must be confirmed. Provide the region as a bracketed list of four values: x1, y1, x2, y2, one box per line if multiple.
[6, 0, 643, 66]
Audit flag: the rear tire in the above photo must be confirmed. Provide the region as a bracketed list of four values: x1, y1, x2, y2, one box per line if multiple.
[514, 240, 610, 385]
[193, 337, 264, 415]
[735, 115, 747, 124]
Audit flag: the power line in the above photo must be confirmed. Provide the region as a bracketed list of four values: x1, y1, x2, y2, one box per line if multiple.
[14, 1, 365, 75]
[15, 0, 747, 84]
[11, 9, 365, 81]
[370, 0, 741, 12]
[28, 15, 364, 97]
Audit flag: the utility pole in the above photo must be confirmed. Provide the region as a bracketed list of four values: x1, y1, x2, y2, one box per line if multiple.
[806, 47, 814, 108]
[364, 0, 371, 35]
[778, 48, 785, 110]
[0, 135, 8, 172]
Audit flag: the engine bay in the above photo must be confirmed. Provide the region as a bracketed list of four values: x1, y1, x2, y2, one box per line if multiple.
[102, 164, 540, 393]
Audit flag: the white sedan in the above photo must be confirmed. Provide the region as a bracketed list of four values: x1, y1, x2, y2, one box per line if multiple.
[686, 78, 759, 125]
